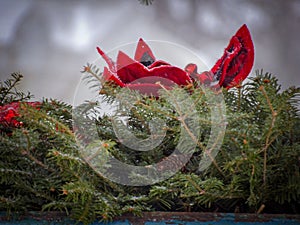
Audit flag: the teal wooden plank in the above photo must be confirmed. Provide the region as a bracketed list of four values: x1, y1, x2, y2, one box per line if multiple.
[2, 218, 299, 225]
[1, 212, 299, 224]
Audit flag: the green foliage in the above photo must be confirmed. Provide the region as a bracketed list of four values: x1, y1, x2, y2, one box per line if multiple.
[143, 70, 300, 213]
[0, 73, 32, 105]
[0, 70, 299, 223]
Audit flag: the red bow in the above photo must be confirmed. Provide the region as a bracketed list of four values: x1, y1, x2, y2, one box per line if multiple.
[97, 24, 254, 94]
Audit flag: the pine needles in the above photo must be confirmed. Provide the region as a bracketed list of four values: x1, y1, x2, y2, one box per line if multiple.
[0, 73, 32, 105]
[0, 71, 299, 223]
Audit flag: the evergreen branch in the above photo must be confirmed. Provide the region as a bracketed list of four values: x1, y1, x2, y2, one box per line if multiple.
[0, 73, 32, 104]
[49, 150, 87, 182]
[259, 86, 277, 187]
[22, 105, 74, 138]
[191, 89, 206, 107]
[248, 164, 257, 206]
[160, 85, 225, 176]
[185, 175, 205, 194]
[20, 184, 55, 202]
[22, 129, 55, 172]
[82, 64, 102, 84]
[0, 168, 32, 176]
[202, 128, 226, 176]
[259, 85, 276, 116]
[1, 70, 299, 219]
[160, 85, 203, 148]
[78, 197, 92, 223]
[42, 201, 70, 215]
[22, 148, 55, 173]
[136, 101, 177, 120]
[0, 73, 22, 104]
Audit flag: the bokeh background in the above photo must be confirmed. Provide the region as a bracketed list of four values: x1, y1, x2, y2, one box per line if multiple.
[0, 0, 299, 103]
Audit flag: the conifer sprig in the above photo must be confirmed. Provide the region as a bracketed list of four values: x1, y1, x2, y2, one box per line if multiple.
[0, 73, 32, 105]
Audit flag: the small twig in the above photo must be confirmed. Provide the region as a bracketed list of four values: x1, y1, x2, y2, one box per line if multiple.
[23, 149, 55, 172]
[185, 175, 205, 194]
[259, 86, 277, 187]
[83, 65, 102, 84]
[161, 86, 225, 176]
[22, 130, 55, 172]
[0, 74, 22, 103]
[202, 137, 225, 176]
[21, 183, 55, 201]
[256, 204, 265, 214]
[259, 86, 276, 116]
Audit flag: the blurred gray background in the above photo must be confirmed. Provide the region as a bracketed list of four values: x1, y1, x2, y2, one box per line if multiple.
[0, 0, 299, 103]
